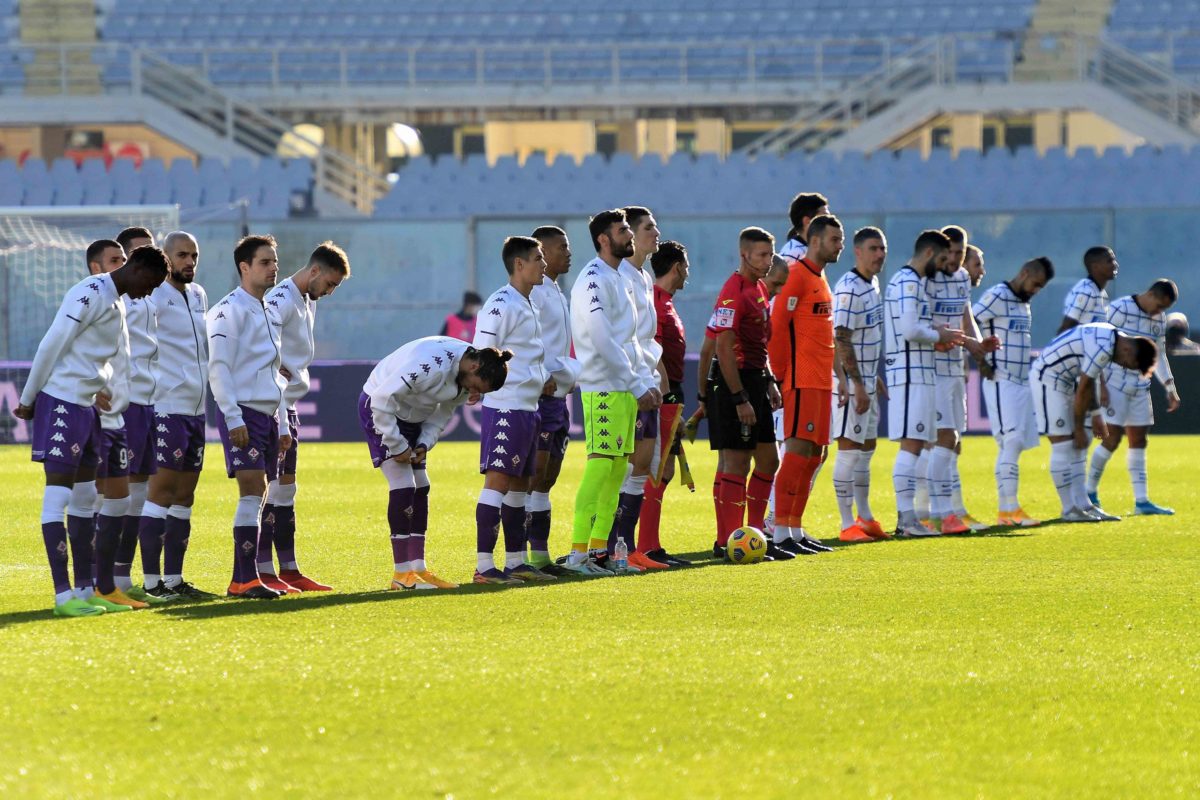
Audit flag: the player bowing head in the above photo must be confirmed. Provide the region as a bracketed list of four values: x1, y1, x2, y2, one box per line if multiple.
[362, 337, 510, 590]
[257, 240, 351, 594]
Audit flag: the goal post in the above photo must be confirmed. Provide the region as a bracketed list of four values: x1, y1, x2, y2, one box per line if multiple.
[0, 205, 180, 361]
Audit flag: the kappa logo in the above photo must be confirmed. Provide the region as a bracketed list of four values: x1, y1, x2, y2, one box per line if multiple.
[267, 300, 279, 308]
[421, 363, 432, 373]
[87, 281, 100, 292]
[157, 424, 168, 433]
[408, 372, 419, 382]
[157, 437, 167, 447]
[233, 457, 243, 466]
[587, 282, 598, 290]
[590, 295, 601, 304]
[78, 296, 90, 308]
[49, 447, 64, 457]
[156, 412, 168, 419]
[496, 419, 510, 428]
[493, 445, 508, 455]
[491, 458, 506, 468]
[494, 432, 509, 441]
[156, 453, 166, 462]
[433, 356, 443, 366]
[488, 308, 502, 316]
[215, 312, 225, 319]
[54, 405, 67, 414]
[51, 432, 65, 442]
[445, 350, 456, 359]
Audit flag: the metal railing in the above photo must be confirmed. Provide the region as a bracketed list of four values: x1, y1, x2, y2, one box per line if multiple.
[1089, 38, 1200, 132]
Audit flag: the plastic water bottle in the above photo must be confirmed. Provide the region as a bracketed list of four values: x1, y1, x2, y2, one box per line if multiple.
[614, 539, 629, 571]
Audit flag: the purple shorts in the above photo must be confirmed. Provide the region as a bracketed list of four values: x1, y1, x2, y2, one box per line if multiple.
[123, 402, 158, 476]
[31, 392, 100, 475]
[536, 395, 570, 456]
[217, 405, 279, 480]
[635, 408, 659, 441]
[96, 427, 130, 479]
[153, 412, 206, 472]
[359, 391, 424, 469]
[280, 408, 299, 476]
[479, 406, 539, 478]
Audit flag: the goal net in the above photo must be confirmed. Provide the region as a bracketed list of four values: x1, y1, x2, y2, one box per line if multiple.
[0, 205, 179, 444]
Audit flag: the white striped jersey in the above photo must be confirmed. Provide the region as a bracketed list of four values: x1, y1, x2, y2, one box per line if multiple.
[1105, 295, 1171, 394]
[473, 283, 548, 412]
[1062, 278, 1109, 324]
[883, 266, 938, 388]
[778, 237, 806, 266]
[1032, 322, 1116, 394]
[832, 269, 883, 384]
[972, 282, 1033, 384]
[926, 267, 972, 378]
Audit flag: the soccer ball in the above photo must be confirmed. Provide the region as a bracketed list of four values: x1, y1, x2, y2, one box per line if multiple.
[727, 526, 767, 564]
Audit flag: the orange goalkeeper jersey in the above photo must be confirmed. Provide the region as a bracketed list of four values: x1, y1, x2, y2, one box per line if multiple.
[768, 257, 834, 391]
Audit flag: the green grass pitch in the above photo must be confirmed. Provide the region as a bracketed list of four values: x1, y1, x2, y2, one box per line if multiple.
[0, 437, 1197, 797]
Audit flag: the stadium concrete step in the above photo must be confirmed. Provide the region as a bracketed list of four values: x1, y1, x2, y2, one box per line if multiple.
[19, 0, 101, 93]
[1015, 0, 1114, 81]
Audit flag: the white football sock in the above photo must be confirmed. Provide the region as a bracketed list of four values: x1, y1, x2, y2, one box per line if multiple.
[1087, 444, 1114, 494]
[912, 449, 930, 518]
[832, 449, 860, 529]
[1050, 441, 1076, 513]
[893, 450, 919, 519]
[1127, 447, 1149, 503]
[854, 448, 875, 520]
[949, 451, 967, 516]
[928, 446, 955, 518]
[996, 435, 1023, 512]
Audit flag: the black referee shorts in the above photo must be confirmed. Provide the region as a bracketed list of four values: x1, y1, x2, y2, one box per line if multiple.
[708, 367, 776, 451]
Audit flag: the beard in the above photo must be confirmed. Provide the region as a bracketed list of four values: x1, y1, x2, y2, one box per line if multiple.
[170, 268, 194, 284]
[614, 240, 635, 259]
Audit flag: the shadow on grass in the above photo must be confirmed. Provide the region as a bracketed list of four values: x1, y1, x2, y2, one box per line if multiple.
[1, 525, 1051, 627]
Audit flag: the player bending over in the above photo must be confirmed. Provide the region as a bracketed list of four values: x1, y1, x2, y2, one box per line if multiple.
[362, 338, 511, 590]
[1031, 323, 1157, 521]
[14, 243, 167, 617]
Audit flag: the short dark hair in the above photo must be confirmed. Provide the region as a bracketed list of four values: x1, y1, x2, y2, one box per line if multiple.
[501, 235, 542, 275]
[1128, 335, 1158, 375]
[739, 226, 775, 248]
[116, 226, 154, 252]
[806, 214, 842, 242]
[309, 240, 350, 276]
[234, 234, 277, 277]
[940, 225, 967, 245]
[1023, 256, 1055, 280]
[913, 229, 951, 256]
[86, 239, 122, 269]
[589, 208, 626, 252]
[623, 206, 653, 231]
[1149, 278, 1178, 303]
[787, 192, 828, 239]
[469, 346, 512, 392]
[1083, 246, 1113, 272]
[853, 226, 884, 247]
[463, 291, 483, 306]
[126, 245, 170, 278]
[651, 240, 687, 278]
[531, 225, 566, 242]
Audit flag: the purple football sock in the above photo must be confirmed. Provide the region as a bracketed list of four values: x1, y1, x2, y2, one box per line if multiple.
[500, 502, 527, 556]
[257, 503, 276, 568]
[413, 480, 429, 533]
[476, 502, 501, 557]
[114, 515, 139, 579]
[138, 515, 166, 578]
[66, 514, 95, 590]
[42, 521, 71, 596]
[232, 525, 258, 584]
[164, 516, 190, 577]
[528, 509, 551, 552]
[388, 487, 414, 567]
[617, 491, 643, 549]
[410, 533, 426, 565]
[94, 513, 123, 594]
[272, 504, 296, 566]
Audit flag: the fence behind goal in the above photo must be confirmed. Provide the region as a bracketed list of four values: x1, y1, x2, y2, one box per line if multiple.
[0, 205, 179, 361]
